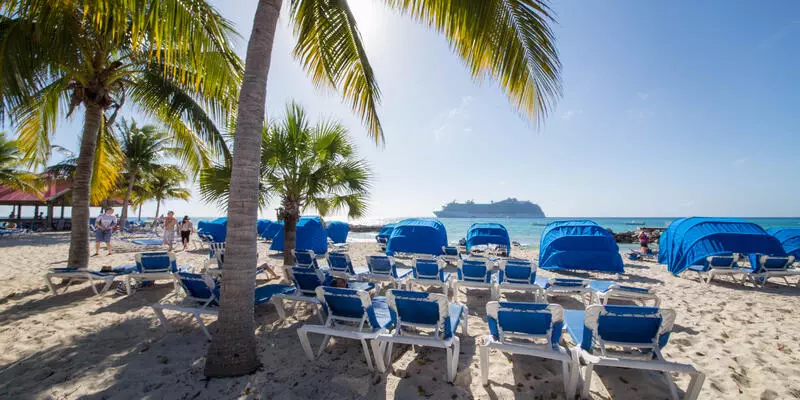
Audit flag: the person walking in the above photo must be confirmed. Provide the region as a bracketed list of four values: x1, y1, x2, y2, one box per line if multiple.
[94, 208, 117, 256]
[179, 215, 194, 251]
[639, 230, 650, 254]
[161, 211, 178, 251]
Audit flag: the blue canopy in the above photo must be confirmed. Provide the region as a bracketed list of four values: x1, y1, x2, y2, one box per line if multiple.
[386, 218, 447, 256]
[376, 223, 396, 241]
[257, 219, 272, 237]
[658, 217, 690, 264]
[665, 217, 786, 275]
[260, 220, 283, 240]
[767, 228, 800, 259]
[326, 221, 349, 244]
[538, 220, 624, 273]
[466, 223, 511, 254]
[197, 219, 227, 242]
[270, 216, 328, 254]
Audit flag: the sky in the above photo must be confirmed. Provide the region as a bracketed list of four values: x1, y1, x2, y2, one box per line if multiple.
[4, 0, 800, 220]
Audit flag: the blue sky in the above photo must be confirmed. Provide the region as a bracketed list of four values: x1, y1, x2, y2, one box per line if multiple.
[4, 0, 800, 219]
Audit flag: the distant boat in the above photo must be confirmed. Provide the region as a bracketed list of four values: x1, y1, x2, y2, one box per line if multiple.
[434, 198, 545, 218]
[624, 221, 645, 226]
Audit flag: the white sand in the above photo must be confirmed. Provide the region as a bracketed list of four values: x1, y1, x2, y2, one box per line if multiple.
[1, 232, 799, 399]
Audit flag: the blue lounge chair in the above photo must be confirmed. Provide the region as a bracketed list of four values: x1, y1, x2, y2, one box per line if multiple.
[441, 245, 460, 265]
[124, 252, 187, 295]
[363, 255, 412, 289]
[589, 280, 660, 307]
[297, 286, 393, 370]
[408, 256, 451, 297]
[292, 249, 320, 268]
[564, 305, 705, 400]
[151, 272, 295, 339]
[273, 266, 374, 323]
[687, 254, 744, 284]
[326, 251, 369, 279]
[745, 254, 798, 287]
[543, 278, 590, 306]
[453, 258, 496, 299]
[44, 267, 130, 296]
[479, 302, 577, 397]
[495, 258, 546, 301]
[375, 290, 469, 382]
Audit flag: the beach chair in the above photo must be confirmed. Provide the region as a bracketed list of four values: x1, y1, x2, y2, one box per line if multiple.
[363, 255, 412, 289]
[480, 302, 577, 397]
[326, 251, 369, 279]
[495, 258, 546, 301]
[564, 305, 705, 400]
[687, 254, 744, 284]
[297, 286, 393, 370]
[543, 278, 590, 306]
[441, 245, 460, 265]
[745, 254, 798, 288]
[453, 257, 496, 299]
[328, 239, 350, 253]
[273, 266, 374, 323]
[44, 268, 127, 295]
[408, 256, 451, 297]
[292, 249, 320, 268]
[589, 280, 660, 307]
[125, 252, 186, 295]
[376, 236, 388, 252]
[209, 242, 225, 263]
[375, 290, 469, 382]
[151, 272, 295, 340]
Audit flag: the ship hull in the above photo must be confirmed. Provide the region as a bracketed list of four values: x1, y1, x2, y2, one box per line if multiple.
[433, 211, 545, 218]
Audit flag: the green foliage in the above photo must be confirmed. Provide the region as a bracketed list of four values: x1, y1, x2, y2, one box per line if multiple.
[0, 131, 40, 193]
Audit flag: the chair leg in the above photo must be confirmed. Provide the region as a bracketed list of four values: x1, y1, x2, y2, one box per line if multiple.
[272, 298, 287, 320]
[297, 327, 315, 361]
[448, 337, 460, 383]
[371, 340, 387, 372]
[662, 370, 680, 400]
[152, 307, 170, 332]
[317, 334, 331, 357]
[360, 339, 375, 370]
[45, 275, 57, 295]
[581, 363, 594, 399]
[479, 343, 490, 385]
[462, 305, 469, 336]
[384, 342, 394, 370]
[561, 360, 571, 397]
[194, 312, 212, 340]
[684, 372, 706, 400]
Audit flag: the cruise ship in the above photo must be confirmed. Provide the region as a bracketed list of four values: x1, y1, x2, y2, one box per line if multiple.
[433, 198, 545, 218]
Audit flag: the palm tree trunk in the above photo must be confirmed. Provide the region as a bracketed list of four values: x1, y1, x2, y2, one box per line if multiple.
[137, 203, 142, 221]
[119, 172, 136, 228]
[154, 200, 160, 221]
[204, 0, 283, 378]
[67, 103, 103, 268]
[282, 202, 300, 266]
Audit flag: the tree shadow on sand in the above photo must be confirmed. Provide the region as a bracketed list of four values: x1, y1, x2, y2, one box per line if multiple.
[0, 232, 72, 249]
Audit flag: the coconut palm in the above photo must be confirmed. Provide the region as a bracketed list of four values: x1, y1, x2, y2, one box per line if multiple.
[0, 132, 39, 193]
[140, 166, 191, 220]
[0, 1, 242, 269]
[207, 0, 562, 376]
[199, 101, 371, 265]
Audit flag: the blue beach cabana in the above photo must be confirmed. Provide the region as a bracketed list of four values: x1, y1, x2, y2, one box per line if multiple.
[326, 221, 350, 244]
[538, 220, 624, 273]
[767, 228, 800, 259]
[376, 223, 396, 242]
[197, 218, 227, 242]
[260, 220, 283, 240]
[466, 223, 511, 254]
[270, 216, 328, 254]
[257, 219, 272, 237]
[664, 217, 786, 275]
[386, 218, 448, 256]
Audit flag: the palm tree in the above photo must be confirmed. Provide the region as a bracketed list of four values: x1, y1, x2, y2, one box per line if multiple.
[0, 132, 39, 193]
[116, 119, 177, 228]
[207, 0, 561, 376]
[0, 1, 242, 269]
[141, 166, 191, 220]
[199, 101, 371, 265]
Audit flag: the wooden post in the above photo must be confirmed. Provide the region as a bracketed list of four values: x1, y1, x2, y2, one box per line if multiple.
[60, 205, 65, 219]
[46, 205, 54, 230]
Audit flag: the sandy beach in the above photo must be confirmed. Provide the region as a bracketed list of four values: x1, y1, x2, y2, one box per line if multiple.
[0, 232, 798, 399]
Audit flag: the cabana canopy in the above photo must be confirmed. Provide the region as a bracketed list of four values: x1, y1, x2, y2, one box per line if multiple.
[197, 219, 227, 242]
[326, 221, 349, 244]
[376, 223, 396, 241]
[386, 218, 447, 256]
[260, 220, 283, 240]
[768, 228, 800, 258]
[270, 216, 328, 254]
[257, 219, 272, 237]
[466, 223, 511, 254]
[664, 217, 786, 275]
[538, 220, 624, 273]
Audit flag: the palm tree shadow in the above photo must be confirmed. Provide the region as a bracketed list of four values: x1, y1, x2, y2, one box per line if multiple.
[0, 286, 102, 323]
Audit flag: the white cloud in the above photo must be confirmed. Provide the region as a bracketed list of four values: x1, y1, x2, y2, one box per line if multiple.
[560, 109, 582, 120]
[637, 92, 650, 101]
[680, 200, 695, 208]
[432, 96, 474, 141]
[733, 157, 749, 166]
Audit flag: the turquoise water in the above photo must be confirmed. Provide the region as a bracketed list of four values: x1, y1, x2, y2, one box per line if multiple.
[347, 217, 800, 248]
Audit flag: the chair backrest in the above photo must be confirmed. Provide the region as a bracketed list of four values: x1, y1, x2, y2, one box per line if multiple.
[581, 305, 675, 353]
[442, 246, 459, 256]
[315, 286, 383, 331]
[548, 277, 587, 289]
[326, 252, 355, 275]
[293, 249, 318, 268]
[366, 255, 397, 277]
[486, 301, 563, 349]
[376, 236, 388, 245]
[135, 252, 177, 273]
[458, 258, 492, 283]
[386, 290, 455, 339]
[209, 242, 225, 262]
[412, 256, 443, 281]
[288, 266, 328, 296]
[177, 272, 219, 307]
[499, 258, 536, 284]
[756, 254, 795, 272]
[705, 253, 739, 269]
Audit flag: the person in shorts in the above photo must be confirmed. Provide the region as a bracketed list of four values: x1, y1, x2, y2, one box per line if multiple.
[94, 208, 117, 256]
[161, 211, 178, 251]
[639, 230, 650, 254]
[179, 215, 194, 251]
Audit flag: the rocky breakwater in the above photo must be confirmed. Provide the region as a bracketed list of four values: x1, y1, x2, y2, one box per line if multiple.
[610, 227, 665, 244]
[349, 224, 383, 233]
